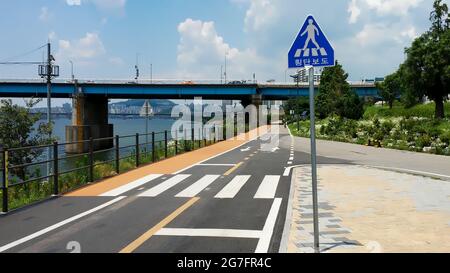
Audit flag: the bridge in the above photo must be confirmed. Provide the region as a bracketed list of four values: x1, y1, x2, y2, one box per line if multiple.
[0, 80, 379, 153]
[0, 79, 378, 100]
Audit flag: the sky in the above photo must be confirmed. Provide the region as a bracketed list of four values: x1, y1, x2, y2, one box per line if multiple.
[0, 0, 446, 106]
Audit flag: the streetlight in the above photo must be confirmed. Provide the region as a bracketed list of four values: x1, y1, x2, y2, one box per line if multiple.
[69, 60, 74, 82]
[150, 63, 153, 84]
[224, 52, 228, 84]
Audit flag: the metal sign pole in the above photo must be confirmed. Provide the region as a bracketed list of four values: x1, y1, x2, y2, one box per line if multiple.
[308, 66, 320, 253]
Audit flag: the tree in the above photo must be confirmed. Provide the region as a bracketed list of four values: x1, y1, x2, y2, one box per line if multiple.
[284, 97, 310, 121]
[0, 99, 53, 180]
[376, 71, 402, 109]
[401, 0, 450, 119]
[316, 61, 364, 119]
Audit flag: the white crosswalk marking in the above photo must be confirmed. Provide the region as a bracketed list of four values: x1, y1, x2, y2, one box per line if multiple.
[303, 48, 310, 57]
[176, 175, 220, 198]
[100, 174, 163, 197]
[138, 174, 191, 197]
[295, 49, 302, 58]
[215, 175, 251, 199]
[312, 48, 318, 56]
[320, 47, 327, 56]
[254, 176, 281, 199]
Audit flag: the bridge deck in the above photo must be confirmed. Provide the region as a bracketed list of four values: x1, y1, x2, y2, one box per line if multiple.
[0, 81, 379, 99]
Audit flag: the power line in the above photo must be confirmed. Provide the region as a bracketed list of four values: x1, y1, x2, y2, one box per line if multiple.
[0, 62, 44, 65]
[0, 44, 47, 63]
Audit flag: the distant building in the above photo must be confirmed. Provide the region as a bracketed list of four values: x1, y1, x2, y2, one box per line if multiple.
[290, 67, 323, 84]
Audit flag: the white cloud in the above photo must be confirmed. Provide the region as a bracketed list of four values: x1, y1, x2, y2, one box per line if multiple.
[66, 0, 81, 6]
[355, 23, 417, 47]
[348, 0, 361, 24]
[66, 0, 126, 12]
[401, 26, 418, 40]
[176, 18, 265, 80]
[48, 31, 57, 41]
[39, 7, 51, 22]
[56, 33, 106, 63]
[364, 0, 423, 16]
[244, 0, 279, 32]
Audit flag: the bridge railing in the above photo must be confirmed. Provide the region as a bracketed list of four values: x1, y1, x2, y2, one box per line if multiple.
[0, 126, 230, 214]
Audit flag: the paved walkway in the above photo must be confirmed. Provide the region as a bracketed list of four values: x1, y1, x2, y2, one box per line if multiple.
[294, 137, 450, 179]
[285, 165, 450, 253]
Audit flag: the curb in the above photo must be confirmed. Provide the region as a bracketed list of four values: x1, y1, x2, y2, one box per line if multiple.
[368, 165, 450, 182]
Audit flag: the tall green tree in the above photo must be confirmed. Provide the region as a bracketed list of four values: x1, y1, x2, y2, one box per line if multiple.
[376, 71, 402, 109]
[402, 0, 450, 119]
[0, 99, 53, 179]
[316, 61, 364, 119]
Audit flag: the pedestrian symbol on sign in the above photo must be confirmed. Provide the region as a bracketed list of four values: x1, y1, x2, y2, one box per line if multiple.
[288, 15, 334, 68]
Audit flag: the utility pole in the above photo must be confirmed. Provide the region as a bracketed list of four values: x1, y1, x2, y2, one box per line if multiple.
[38, 42, 58, 179]
[220, 65, 223, 84]
[46, 43, 52, 178]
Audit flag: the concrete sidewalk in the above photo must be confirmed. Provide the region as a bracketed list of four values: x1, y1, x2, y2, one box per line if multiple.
[285, 165, 450, 253]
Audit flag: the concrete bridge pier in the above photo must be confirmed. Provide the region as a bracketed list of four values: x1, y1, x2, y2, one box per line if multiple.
[241, 95, 263, 127]
[65, 94, 113, 154]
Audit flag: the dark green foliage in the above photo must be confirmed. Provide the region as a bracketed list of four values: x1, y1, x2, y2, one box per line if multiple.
[400, 0, 450, 118]
[316, 61, 364, 120]
[376, 71, 402, 109]
[0, 99, 54, 180]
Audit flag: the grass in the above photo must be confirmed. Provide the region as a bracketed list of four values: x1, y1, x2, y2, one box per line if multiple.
[1, 138, 218, 213]
[364, 102, 450, 119]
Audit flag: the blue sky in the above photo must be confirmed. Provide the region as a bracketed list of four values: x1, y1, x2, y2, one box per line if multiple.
[0, 0, 445, 87]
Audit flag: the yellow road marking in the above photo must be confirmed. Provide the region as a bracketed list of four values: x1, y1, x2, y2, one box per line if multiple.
[119, 197, 200, 253]
[223, 162, 243, 176]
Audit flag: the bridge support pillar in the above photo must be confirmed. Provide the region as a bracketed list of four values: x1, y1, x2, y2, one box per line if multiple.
[241, 95, 263, 127]
[65, 95, 113, 154]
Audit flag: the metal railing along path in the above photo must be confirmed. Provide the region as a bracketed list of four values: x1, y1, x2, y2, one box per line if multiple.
[0, 126, 228, 213]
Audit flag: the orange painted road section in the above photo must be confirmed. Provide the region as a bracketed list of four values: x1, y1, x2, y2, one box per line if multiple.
[66, 126, 268, 197]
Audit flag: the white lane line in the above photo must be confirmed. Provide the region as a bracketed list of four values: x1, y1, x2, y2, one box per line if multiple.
[254, 176, 281, 199]
[287, 162, 292, 165]
[289, 157, 294, 161]
[100, 174, 163, 197]
[173, 132, 263, 175]
[196, 164, 236, 167]
[156, 228, 262, 239]
[176, 175, 221, 198]
[214, 175, 251, 199]
[255, 198, 282, 253]
[0, 196, 126, 253]
[139, 174, 191, 197]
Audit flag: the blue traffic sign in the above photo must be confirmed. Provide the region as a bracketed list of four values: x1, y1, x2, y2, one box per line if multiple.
[288, 15, 334, 69]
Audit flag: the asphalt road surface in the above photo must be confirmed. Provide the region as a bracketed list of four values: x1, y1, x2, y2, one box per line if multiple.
[0, 125, 308, 253]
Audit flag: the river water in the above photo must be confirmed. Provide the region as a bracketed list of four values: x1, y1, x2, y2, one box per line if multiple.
[46, 116, 177, 143]
[27, 116, 178, 177]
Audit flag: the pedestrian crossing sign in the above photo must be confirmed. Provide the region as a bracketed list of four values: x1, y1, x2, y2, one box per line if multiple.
[288, 15, 334, 68]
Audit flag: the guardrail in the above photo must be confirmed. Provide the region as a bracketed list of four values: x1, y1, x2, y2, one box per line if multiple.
[0, 126, 226, 214]
[0, 78, 377, 86]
